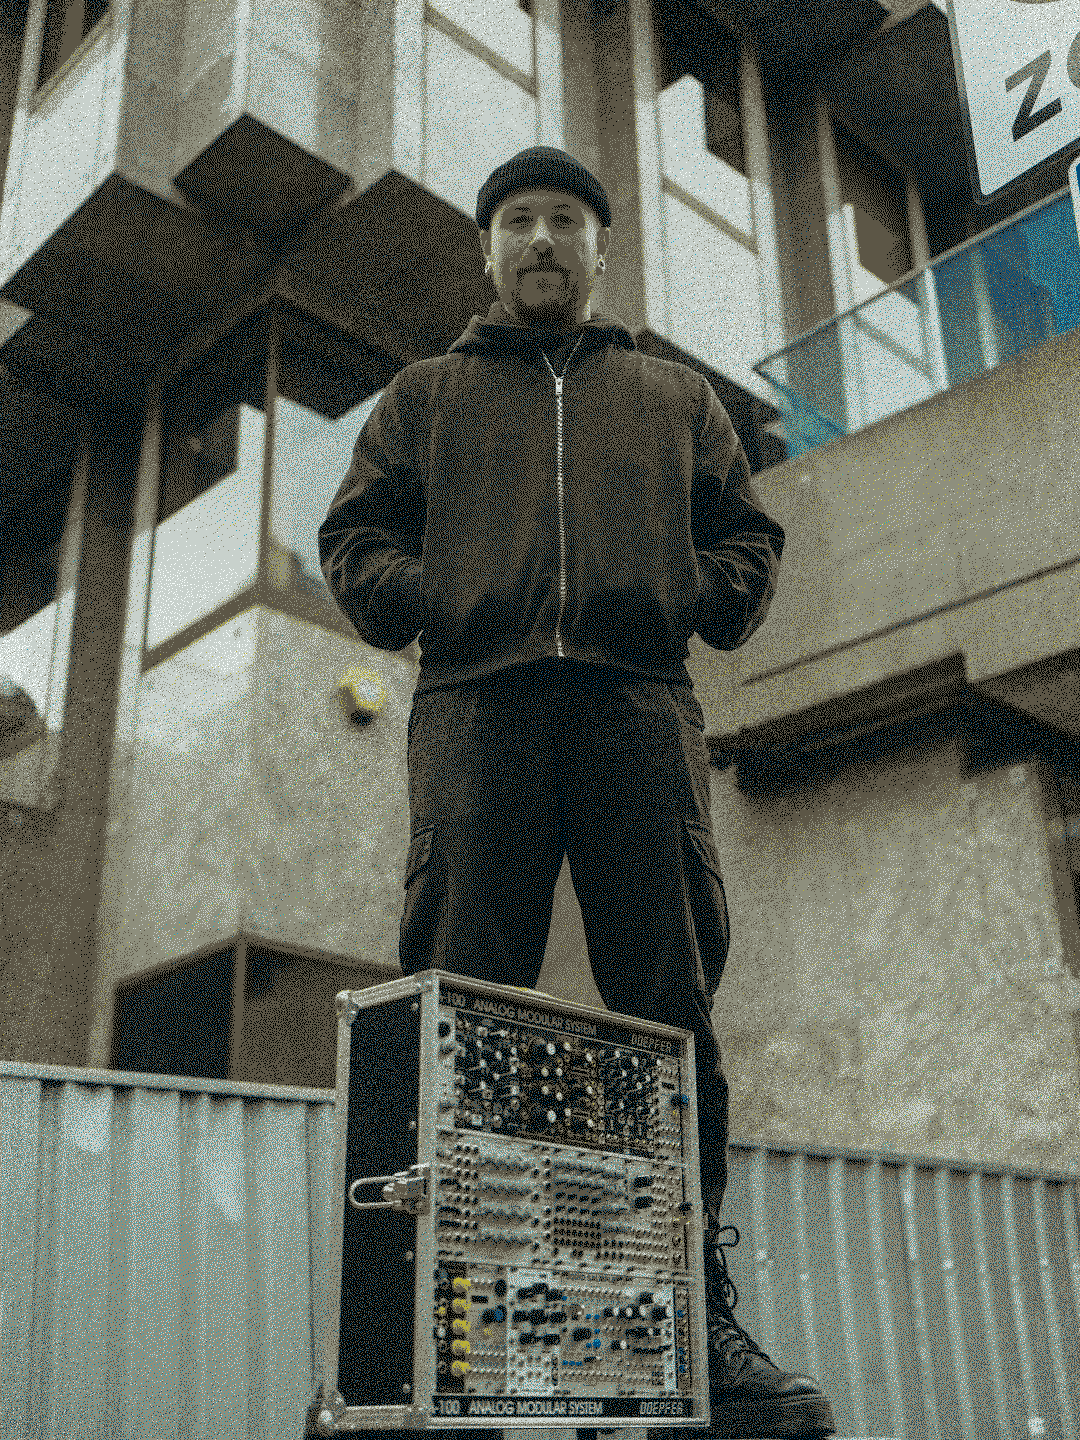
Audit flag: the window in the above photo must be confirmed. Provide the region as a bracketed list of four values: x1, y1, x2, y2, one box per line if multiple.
[654, 0, 744, 176]
[834, 120, 912, 291]
[0, 468, 74, 799]
[235, 945, 356, 1089]
[268, 312, 386, 616]
[113, 948, 233, 1081]
[1066, 804, 1080, 920]
[38, 0, 108, 88]
[113, 940, 358, 1086]
[145, 319, 267, 662]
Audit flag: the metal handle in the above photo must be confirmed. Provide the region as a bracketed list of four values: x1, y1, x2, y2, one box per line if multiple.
[348, 1162, 431, 1215]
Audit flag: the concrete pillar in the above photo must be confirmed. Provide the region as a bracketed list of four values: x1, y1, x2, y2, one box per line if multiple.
[590, 0, 667, 338]
[533, 0, 566, 149]
[905, 173, 930, 270]
[557, 0, 610, 320]
[906, 173, 950, 394]
[557, 0, 602, 179]
[738, 35, 783, 359]
[969, 244, 1002, 373]
[392, 0, 427, 185]
[5, 415, 143, 1067]
[815, 90, 865, 432]
[738, 32, 788, 423]
[0, 0, 47, 281]
[86, 387, 163, 1069]
[0, 4, 26, 206]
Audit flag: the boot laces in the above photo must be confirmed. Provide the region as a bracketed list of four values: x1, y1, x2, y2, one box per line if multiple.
[707, 1224, 774, 1371]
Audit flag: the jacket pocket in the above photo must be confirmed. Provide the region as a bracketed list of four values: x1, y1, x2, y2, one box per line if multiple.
[668, 683, 705, 733]
[404, 825, 434, 890]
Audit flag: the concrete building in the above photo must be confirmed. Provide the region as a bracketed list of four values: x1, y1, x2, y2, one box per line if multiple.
[1, 0, 1079, 1185]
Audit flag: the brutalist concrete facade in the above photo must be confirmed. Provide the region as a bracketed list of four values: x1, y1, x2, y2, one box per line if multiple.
[0, 0, 1078, 1181]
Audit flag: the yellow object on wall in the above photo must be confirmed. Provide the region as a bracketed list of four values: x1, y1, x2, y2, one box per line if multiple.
[335, 667, 388, 726]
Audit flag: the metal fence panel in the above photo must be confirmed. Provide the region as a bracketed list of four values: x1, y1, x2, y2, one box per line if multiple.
[3, 1062, 1078, 1440]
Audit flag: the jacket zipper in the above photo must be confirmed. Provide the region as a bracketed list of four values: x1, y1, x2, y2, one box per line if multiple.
[541, 333, 584, 659]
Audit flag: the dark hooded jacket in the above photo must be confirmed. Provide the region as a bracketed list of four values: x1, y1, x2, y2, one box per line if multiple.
[319, 300, 785, 696]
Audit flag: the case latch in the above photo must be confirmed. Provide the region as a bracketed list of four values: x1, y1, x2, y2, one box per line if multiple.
[348, 1162, 431, 1215]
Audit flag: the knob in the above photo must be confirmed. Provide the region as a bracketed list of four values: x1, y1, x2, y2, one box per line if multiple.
[438, 1021, 452, 1036]
[651, 1305, 670, 1320]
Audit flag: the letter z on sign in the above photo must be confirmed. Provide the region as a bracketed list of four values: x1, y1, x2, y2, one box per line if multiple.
[945, 0, 1080, 203]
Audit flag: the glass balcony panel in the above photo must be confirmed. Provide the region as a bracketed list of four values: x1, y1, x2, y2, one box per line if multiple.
[858, 277, 925, 358]
[754, 191, 1080, 457]
[854, 322, 936, 428]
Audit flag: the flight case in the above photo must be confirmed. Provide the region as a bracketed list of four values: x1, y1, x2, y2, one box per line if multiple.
[308, 970, 709, 1435]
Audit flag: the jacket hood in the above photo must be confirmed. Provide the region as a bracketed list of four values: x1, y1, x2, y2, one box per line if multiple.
[447, 300, 637, 356]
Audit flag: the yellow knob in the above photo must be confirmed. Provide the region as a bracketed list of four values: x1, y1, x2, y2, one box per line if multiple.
[452, 1278, 471, 1291]
[451, 1339, 471, 1356]
[436, 1306, 447, 1318]
[452, 1318, 469, 1334]
[450, 1361, 472, 1376]
[452, 1297, 469, 1313]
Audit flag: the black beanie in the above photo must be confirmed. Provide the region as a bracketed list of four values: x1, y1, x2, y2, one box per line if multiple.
[476, 147, 611, 233]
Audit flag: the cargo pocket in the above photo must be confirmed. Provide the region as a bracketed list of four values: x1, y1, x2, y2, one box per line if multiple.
[399, 824, 438, 976]
[404, 824, 434, 890]
[682, 817, 730, 998]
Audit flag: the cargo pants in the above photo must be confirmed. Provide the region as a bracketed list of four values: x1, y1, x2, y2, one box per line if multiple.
[399, 656, 731, 1216]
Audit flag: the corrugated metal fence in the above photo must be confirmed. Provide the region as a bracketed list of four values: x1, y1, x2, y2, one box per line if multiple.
[3, 1062, 1079, 1440]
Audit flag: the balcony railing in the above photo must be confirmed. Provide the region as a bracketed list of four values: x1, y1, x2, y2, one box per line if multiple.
[753, 187, 1080, 459]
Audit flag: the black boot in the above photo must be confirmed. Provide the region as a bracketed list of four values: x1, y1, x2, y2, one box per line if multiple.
[694, 1219, 836, 1437]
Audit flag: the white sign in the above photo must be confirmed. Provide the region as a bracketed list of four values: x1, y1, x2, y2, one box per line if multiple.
[946, 0, 1080, 203]
[1070, 154, 1080, 251]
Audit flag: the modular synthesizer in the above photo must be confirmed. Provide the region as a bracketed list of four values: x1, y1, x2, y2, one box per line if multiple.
[309, 971, 709, 1435]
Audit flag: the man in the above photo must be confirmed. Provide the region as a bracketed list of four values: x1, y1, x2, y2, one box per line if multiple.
[319, 147, 836, 1438]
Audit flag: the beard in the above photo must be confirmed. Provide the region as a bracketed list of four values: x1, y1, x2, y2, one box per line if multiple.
[511, 268, 584, 329]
